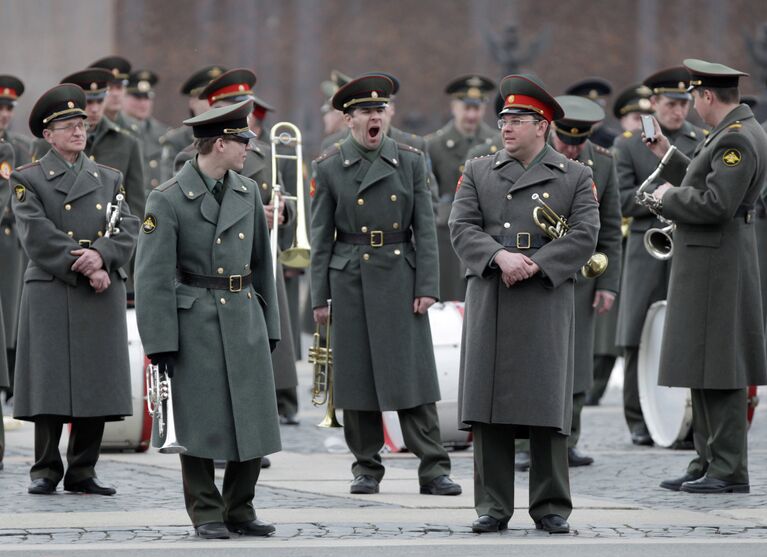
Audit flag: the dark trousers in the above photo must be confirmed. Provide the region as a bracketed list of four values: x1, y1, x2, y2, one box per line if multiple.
[622, 347, 650, 435]
[179, 454, 262, 526]
[474, 423, 571, 521]
[31, 416, 105, 485]
[586, 354, 616, 404]
[276, 387, 299, 418]
[343, 402, 451, 484]
[686, 388, 748, 483]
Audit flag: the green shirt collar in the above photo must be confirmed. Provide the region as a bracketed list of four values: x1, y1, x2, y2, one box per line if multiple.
[349, 136, 384, 163]
[50, 148, 84, 173]
[191, 155, 224, 192]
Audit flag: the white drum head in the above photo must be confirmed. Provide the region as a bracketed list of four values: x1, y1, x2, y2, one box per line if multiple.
[638, 301, 692, 448]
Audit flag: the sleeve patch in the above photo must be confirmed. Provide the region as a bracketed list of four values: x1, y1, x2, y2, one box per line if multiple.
[722, 149, 741, 167]
[310, 177, 316, 198]
[14, 184, 25, 202]
[592, 181, 599, 202]
[142, 214, 157, 233]
[0, 161, 11, 180]
[456, 175, 463, 192]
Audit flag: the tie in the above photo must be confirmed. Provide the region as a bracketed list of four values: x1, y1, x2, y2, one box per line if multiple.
[212, 180, 225, 204]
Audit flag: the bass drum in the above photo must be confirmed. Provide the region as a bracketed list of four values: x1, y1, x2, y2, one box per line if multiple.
[101, 308, 152, 452]
[638, 301, 759, 449]
[382, 302, 472, 452]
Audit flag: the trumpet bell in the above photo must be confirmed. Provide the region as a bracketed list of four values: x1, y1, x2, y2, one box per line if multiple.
[317, 411, 343, 428]
[279, 246, 311, 269]
[581, 252, 608, 279]
[644, 227, 673, 260]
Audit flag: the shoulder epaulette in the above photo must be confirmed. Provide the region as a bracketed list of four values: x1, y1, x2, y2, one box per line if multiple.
[727, 122, 743, 132]
[156, 179, 177, 192]
[96, 163, 120, 174]
[622, 130, 633, 138]
[594, 144, 613, 158]
[397, 142, 422, 155]
[314, 144, 340, 163]
[703, 129, 710, 136]
[14, 161, 39, 172]
[471, 153, 493, 160]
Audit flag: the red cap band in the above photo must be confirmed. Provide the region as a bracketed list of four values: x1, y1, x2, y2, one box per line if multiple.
[0, 87, 18, 99]
[503, 94, 554, 122]
[207, 83, 251, 105]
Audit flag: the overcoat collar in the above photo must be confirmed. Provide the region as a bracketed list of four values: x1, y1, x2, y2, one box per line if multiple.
[176, 160, 253, 234]
[702, 103, 754, 148]
[39, 150, 103, 201]
[339, 136, 400, 194]
[492, 144, 568, 193]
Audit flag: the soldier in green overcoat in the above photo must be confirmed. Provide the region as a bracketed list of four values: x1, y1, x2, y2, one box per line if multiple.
[88, 55, 134, 133]
[311, 75, 461, 497]
[0, 75, 32, 391]
[647, 60, 767, 494]
[450, 75, 599, 534]
[613, 67, 706, 445]
[122, 70, 171, 192]
[426, 75, 497, 302]
[12, 84, 139, 496]
[135, 100, 281, 539]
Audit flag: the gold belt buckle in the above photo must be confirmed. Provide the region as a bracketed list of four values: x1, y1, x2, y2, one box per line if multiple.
[229, 274, 243, 293]
[370, 230, 384, 248]
[516, 232, 531, 250]
[78, 239, 92, 248]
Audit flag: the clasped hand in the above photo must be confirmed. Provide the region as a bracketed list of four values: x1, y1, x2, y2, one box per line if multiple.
[494, 250, 539, 288]
[71, 248, 109, 293]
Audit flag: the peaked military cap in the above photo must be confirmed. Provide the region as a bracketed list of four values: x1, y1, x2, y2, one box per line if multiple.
[564, 77, 612, 100]
[199, 68, 257, 105]
[0, 75, 24, 106]
[181, 65, 227, 97]
[499, 74, 564, 122]
[89, 55, 132, 83]
[250, 94, 275, 121]
[643, 66, 692, 100]
[321, 69, 353, 100]
[612, 83, 653, 118]
[183, 99, 256, 141]
[684, 58, 749, 90]
[331, 74, 393, 112]
[126, 69, 158, 97]
[359, 71, 400, 95]
[552, 95, 605, 145]
[445, 75, 495, 105]
[29, 84, 87, 138]
[61, 68, 114, 101]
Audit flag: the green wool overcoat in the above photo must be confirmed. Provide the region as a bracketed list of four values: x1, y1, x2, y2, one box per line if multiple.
[11, 151, 138, 420]
[450, 146, 599, 435]
[310, 136, 441, 411]
[135, 160, 282, 461]
[657, 104, 767, 389]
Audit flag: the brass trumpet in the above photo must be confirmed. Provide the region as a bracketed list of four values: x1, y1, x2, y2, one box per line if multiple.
[270, 122, 311, 271]
[145, 363, 187, 454]
[531, 193, 608, 279]
[634, 146, 677, 260]
[309, 299, 342, 428]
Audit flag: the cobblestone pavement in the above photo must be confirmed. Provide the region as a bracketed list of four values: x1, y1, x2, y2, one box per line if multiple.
[1, 366, 766, 547]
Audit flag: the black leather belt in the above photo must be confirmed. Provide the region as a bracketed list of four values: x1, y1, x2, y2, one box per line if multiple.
[337, 229, 411, 247]
[735, 205, 756, 223]
[177, 269, 252, 293]
[492, 233, 549, 250]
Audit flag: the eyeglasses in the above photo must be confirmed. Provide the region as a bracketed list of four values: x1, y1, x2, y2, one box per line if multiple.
[50, 121, 90, 133]
[497, 118, 540, 129]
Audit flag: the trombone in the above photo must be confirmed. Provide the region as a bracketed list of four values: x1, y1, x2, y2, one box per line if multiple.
[634, 145, 677, 260]
[269, 122, 311, 278]
[531, 193, 608, 279]
[308, 299, 342, 428]
[145, 363, 187, 454]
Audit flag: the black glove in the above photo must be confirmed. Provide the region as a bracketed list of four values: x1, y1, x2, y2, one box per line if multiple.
[149, 352, 177, 378]
[269, 339, 278, 353]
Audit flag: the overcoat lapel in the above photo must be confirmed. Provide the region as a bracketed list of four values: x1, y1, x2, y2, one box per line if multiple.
[214, 171, 254, 239]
